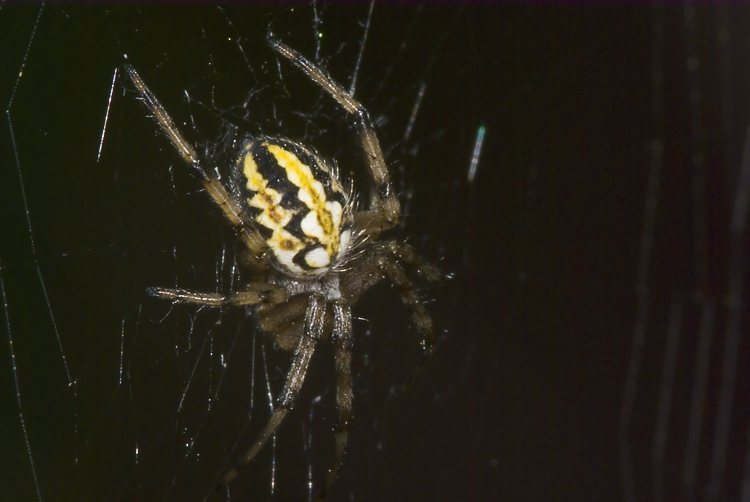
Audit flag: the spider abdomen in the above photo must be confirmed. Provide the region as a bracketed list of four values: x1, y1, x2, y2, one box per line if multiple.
[232, 137, 352, 277]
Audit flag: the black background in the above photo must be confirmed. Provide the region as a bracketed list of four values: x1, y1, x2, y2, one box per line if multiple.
[1, 4, 749, 502]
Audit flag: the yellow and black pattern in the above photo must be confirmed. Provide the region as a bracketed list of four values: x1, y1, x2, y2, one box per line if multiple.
[231, 136, 352, 277]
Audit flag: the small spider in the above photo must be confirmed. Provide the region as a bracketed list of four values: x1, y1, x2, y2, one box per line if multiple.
[124, 33, 443, 499]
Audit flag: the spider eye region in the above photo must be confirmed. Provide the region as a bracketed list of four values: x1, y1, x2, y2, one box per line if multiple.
[234, 137, 352, 277]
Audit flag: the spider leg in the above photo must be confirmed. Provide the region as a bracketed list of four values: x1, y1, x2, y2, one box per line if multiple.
[377, 255, 435, 360]
[148, 282, 287, 307]
[220, 293, 326, 486]
[318, 300, 353, 501]
[267, 35, 401, 232]
[340, 242, 437, 394]
[383, 240, 446, 284]
[373, 254, 440, 399]
[123, 64, 268, 261]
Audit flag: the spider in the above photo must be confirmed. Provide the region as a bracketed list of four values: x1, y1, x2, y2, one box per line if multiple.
[124, 33, 443, 499]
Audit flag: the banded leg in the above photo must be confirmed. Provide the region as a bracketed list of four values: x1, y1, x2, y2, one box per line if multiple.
[267, 35, 401, 231]
[318, 300, 353, 501]
[123, 64, 268, 260]
[147, 282, 288, 307]
[220, 293, 326, 486]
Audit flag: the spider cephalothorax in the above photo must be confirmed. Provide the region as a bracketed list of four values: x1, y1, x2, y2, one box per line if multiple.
[125, 33, 442, 500]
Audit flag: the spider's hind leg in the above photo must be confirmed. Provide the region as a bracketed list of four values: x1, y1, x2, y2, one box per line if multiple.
[267, 35, 401, 230]
[123, 63, 269, 262]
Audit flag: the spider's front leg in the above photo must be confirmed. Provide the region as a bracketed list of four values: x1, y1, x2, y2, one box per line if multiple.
[318, 300, 353, 501]
[219, 293, 326, 488]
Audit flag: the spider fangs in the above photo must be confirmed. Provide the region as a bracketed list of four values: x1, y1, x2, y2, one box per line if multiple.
[124, 33, 443, 500]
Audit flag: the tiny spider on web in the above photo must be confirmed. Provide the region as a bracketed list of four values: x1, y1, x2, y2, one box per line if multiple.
[124, 32, 444, 500]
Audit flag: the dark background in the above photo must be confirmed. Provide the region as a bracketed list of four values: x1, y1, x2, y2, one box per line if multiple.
[1, 4, 749, 502]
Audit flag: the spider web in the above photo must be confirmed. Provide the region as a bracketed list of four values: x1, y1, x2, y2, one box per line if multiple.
[0, 4, 466, 501]
[618, 6, 750, 501]
[4, 4, 750, 502]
